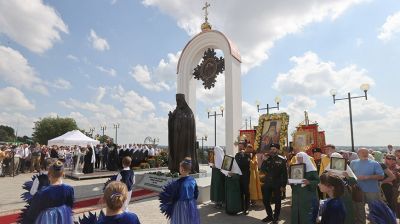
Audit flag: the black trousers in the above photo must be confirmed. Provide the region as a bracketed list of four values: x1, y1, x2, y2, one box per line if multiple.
[239, 172, 250, 211]
[102, 155, 108, 169]
[19, 158, 26, 173]
[382, 183, 395, 213]
[95, 154, 100, 168]
[262, 184, 282, 220]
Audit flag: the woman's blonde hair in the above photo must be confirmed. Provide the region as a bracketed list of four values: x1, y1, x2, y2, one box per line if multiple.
[48, 160, 64, 179]
[103, 181, 128, 211]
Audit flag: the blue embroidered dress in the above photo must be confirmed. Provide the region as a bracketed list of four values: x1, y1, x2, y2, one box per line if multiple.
[24, 184, 74, 224]
[97, 212, 141, 224]
[320, 198, 346, 224]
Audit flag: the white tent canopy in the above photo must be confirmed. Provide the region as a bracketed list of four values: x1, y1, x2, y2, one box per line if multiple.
[48, 130, 99, 146]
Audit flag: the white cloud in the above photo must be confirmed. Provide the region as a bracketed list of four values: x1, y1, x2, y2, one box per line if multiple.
[96, 66, 117, 77]
[50, 78, 72, 90]
[197, 73, 225, 104]
[0, 0, 68, 53]
[60, 98, 121, 119]
[111, 85, 156, 118]
[0, 112, 36, 137]
[378, 11, 400, 42]
[159, 101, 175, 113]
[0, 45, 48, 94]
[67, 54, 79, 62]
[356, 38, 364, 47]
[131, 52, 180, 91]
[0, 87, 35, 111]
[273, 51, 374, 97]
[318, 96, 400, 146]
[89, 29, 110, 51]
[142, 0, 366, 73]
[95, 86, 106, 103]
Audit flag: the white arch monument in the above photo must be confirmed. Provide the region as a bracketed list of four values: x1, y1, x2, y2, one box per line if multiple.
[177, 29, 242, 156]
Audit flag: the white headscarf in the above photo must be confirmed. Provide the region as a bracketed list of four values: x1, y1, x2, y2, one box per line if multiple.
[90, 143, 96, 163]
[230, 157, 242, 176]
[325, 152, 357, 180]
[296, 152, 316, 172]
[218, 153, 242, 176]
[214, 146, 224, 169]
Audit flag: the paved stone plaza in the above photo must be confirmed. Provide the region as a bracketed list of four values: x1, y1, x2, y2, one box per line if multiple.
[105, 196, 293, 224]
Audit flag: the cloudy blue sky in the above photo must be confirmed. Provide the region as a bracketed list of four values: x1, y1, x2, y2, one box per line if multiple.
[1, 0, 399, 146]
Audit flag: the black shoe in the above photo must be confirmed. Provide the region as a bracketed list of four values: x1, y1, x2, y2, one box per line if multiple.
[262, 216, 274, 222]
[243, 210, 249, 215]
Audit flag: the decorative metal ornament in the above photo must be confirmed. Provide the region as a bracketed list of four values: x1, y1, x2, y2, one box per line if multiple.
[193, 48, 225, 89]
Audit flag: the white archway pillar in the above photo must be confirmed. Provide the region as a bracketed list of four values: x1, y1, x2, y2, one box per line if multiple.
[177, 30, 242, 156]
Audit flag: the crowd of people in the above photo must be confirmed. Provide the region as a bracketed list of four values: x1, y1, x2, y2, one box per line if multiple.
[210, 142, 399, 224]
[5, 140, 400, 223]
[0, 142, 163, 177]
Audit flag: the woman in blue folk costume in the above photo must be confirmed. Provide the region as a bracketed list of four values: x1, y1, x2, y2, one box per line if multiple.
[159, 158, 200, 224]
[318, 173, 346, 224]
[290, 152, 320, 224]
[23, 160, 74, 224]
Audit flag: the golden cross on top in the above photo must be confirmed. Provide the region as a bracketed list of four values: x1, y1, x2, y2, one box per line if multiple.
[202, 1, 210, 22]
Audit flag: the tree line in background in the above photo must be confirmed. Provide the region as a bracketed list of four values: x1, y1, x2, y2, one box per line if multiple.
[0, 116, 113, 145]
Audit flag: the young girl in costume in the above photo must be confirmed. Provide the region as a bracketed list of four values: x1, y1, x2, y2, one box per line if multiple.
[290, 152, 320, 224]
[24, 160, 74, 224]
[318, 173, 346, 224]
[116, 156, 135, 211]
[324, 152, 357, 224]
[97, 181, 141, 224]
[159, 158, 200, 224]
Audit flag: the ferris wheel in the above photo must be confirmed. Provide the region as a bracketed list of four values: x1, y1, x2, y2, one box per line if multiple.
[144, 136, 159, 145]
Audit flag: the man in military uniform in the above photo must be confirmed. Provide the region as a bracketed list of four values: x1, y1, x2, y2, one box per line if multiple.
[235, 141, 251, 215]
[260, 143, 287, 223]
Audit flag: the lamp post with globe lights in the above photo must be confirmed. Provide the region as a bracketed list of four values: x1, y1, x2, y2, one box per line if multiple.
[330, 83, 370, 152]
[208, 106, 224, 146]
[256, 96, 281, 114]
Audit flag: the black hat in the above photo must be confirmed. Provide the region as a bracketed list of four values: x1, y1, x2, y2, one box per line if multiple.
[270, 143, 280, 149]
[312, 148, 322, 153]
[238, 140, 246, 145]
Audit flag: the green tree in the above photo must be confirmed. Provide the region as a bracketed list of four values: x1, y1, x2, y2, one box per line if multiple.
[0, 125, 16, 142]
[32, 117, 79, 145]
[97, 135, 113, 144]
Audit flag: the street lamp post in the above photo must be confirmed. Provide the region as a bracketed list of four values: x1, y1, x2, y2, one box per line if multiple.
[256, 96, 281, 114]
[197, 135, 208, 151]
[245, 117, 253, 130]
[100, 125, 107, 136]
[208, 106, 224, 146]
[330, 83, 370, 152]
[113, 123, 120, 144]
[89, 127, 95, 138]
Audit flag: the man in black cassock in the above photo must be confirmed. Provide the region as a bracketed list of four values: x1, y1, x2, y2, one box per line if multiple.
[82, 145, 94, 174]
[235, 141, 251, 215]
[168, 94, 199, 173]
[107, 144, 119, 171]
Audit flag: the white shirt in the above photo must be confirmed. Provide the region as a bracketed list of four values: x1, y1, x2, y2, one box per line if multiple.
[23, 147, 30, 159]
[149, 148, 155, 156]
[14, 147, 24, 158]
